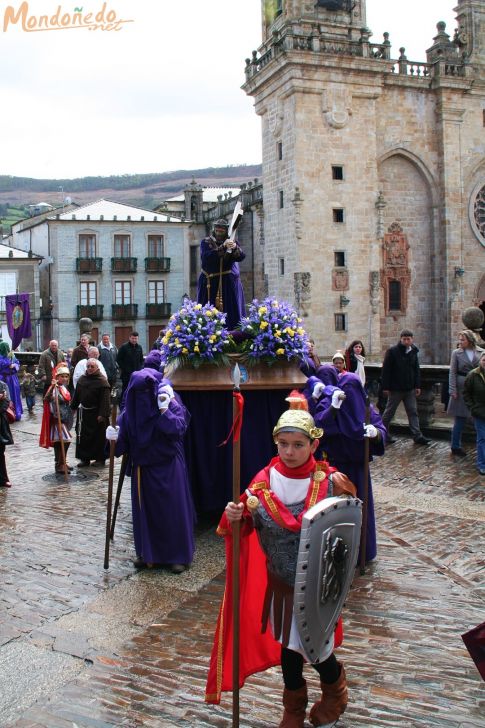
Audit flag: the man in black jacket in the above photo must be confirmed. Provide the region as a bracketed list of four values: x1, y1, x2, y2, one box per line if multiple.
[381, 329, 430, 445]
[97, 333, 118, 387]
[116, 331, 143, 394]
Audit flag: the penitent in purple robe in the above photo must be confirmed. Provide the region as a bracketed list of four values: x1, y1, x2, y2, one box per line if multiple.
[116, 369, 195, 566]
[306, 367, 386, 562]
[196, 236, 245, 330]
[0, 355, 22, 420]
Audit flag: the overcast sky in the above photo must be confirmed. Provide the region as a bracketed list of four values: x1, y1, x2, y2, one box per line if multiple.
[0, 0, 457, 179]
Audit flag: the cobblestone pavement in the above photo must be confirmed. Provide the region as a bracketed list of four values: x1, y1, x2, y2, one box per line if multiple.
[0, 413, 484, 727]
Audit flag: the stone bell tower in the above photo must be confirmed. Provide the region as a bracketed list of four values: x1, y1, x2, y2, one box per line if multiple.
[243, 0, 485, 362]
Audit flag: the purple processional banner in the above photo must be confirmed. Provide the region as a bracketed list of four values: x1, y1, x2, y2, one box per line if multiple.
[5, 293, 32, 349]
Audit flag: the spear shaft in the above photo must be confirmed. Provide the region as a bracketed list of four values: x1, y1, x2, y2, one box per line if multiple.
[359, 396, 371, 575]
[231, 364, 242, 728]
[104, 398, 117, 569]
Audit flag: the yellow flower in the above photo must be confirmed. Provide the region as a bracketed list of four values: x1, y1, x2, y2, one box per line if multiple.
[175, 325, 181, 331]
[165, 330, 172, 339]
[174, 338, 180, 346]
[258, 306, 267, 315]
[194, 304, 202, 310]
[276, 348, 285, 356]
[194, 345, 200, 353]
[260, 321, 269, 330]
[297, 327, 304, 335]
[206, 309, 213, 317]
[182, 347, 188, 354]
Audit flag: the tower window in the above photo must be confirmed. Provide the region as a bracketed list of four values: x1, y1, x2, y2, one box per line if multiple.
[278, 257, 285, 276]
[279, 190, 284, 208]
[332, 166, 344, 180]
[277, 141, 283, 160]
[334, 313, 347, 332]
[334, 251, 346, 267]
[333, 208, 344, 223]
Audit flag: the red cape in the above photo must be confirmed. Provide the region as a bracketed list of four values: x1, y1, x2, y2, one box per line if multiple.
[205, 458, 343, 705]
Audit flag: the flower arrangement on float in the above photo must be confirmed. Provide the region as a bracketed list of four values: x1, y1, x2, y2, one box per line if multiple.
[160, 300, 231, 369]
[236, 297, 309, 365]
[161, 297, 309, 369]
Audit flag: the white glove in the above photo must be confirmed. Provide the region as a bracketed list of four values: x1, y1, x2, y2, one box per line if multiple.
[106, 425, 119, 441]
[158, 383, 174, 400]
[158, 392, 171, 411]
[312, 382, 325, 400]
[331, 390, 346, 409]
[363, 424, 378, 439]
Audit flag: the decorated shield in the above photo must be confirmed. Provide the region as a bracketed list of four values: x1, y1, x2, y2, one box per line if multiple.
[294, 496, 362, 663]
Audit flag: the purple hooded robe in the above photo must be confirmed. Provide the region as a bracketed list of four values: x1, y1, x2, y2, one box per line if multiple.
[305, 367, 386, 562]
[116, 369, 195, 566]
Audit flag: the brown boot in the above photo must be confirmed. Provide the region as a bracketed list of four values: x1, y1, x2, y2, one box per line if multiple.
[309, 663, 347, 727]
[278, 681, 308, 728]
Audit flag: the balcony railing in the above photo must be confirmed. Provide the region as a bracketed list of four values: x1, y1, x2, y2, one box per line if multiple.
[145, 257, 171, 272]
[111, 257, 138, 273]
[76, 257, 103, 273]
[112, 303, 138, 320]
[146, 302, 172, 319]
[77, 304, 104, 320]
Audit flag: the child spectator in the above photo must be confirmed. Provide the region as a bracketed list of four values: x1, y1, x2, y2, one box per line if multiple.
[21, 365, 37, 414]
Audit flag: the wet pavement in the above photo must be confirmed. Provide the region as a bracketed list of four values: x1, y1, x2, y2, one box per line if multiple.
[0, 411, 484, 727]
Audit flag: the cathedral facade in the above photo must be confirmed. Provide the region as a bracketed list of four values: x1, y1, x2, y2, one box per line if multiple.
[242, 0, 485, 362]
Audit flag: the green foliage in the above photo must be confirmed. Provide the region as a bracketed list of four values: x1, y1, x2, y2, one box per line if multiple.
[0, 164, 262, 194]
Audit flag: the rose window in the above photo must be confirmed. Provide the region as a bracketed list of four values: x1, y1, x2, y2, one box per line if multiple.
[473, 184, 485, 243]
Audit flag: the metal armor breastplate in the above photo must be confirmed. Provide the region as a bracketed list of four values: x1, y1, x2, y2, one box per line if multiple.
[253, 500, 305, 586]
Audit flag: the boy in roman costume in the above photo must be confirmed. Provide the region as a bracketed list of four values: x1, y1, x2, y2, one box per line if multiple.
[206, 394, 356, 727]
[40, 365, 74, 473]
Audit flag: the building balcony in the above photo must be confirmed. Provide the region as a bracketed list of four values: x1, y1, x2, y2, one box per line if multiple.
[77, 304, 104, 321]
[112, 303, 138, 320]
[146, 302, 172, 319]
[76, 257, 103, 273]
[145, 257, 171, 272]
[111, 257, 138, 273]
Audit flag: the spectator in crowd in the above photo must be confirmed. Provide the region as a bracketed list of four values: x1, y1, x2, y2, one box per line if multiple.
[381, 329, 430, 445]
[345, 340, 366, 387]
[70, 359, 111, 467]
[40, 365, 74, 473]
[72, 348, 107, 389]
[117, 331, 143, 394]
[463, 352, 485, 476]
[0, 380, 13, 487]
[151, 329, 165, 351]
[299, 338, 322, 377]
[70, 334, 91, 370]
[21, 365, 37, 413]
[64, 347, 74, 371]
[97, 333, 118, 388]
[447, 330, 483, 457]
[0, 342, 23, 420]
[38, 340, 65, 395]
[332, 351, 346, 375]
